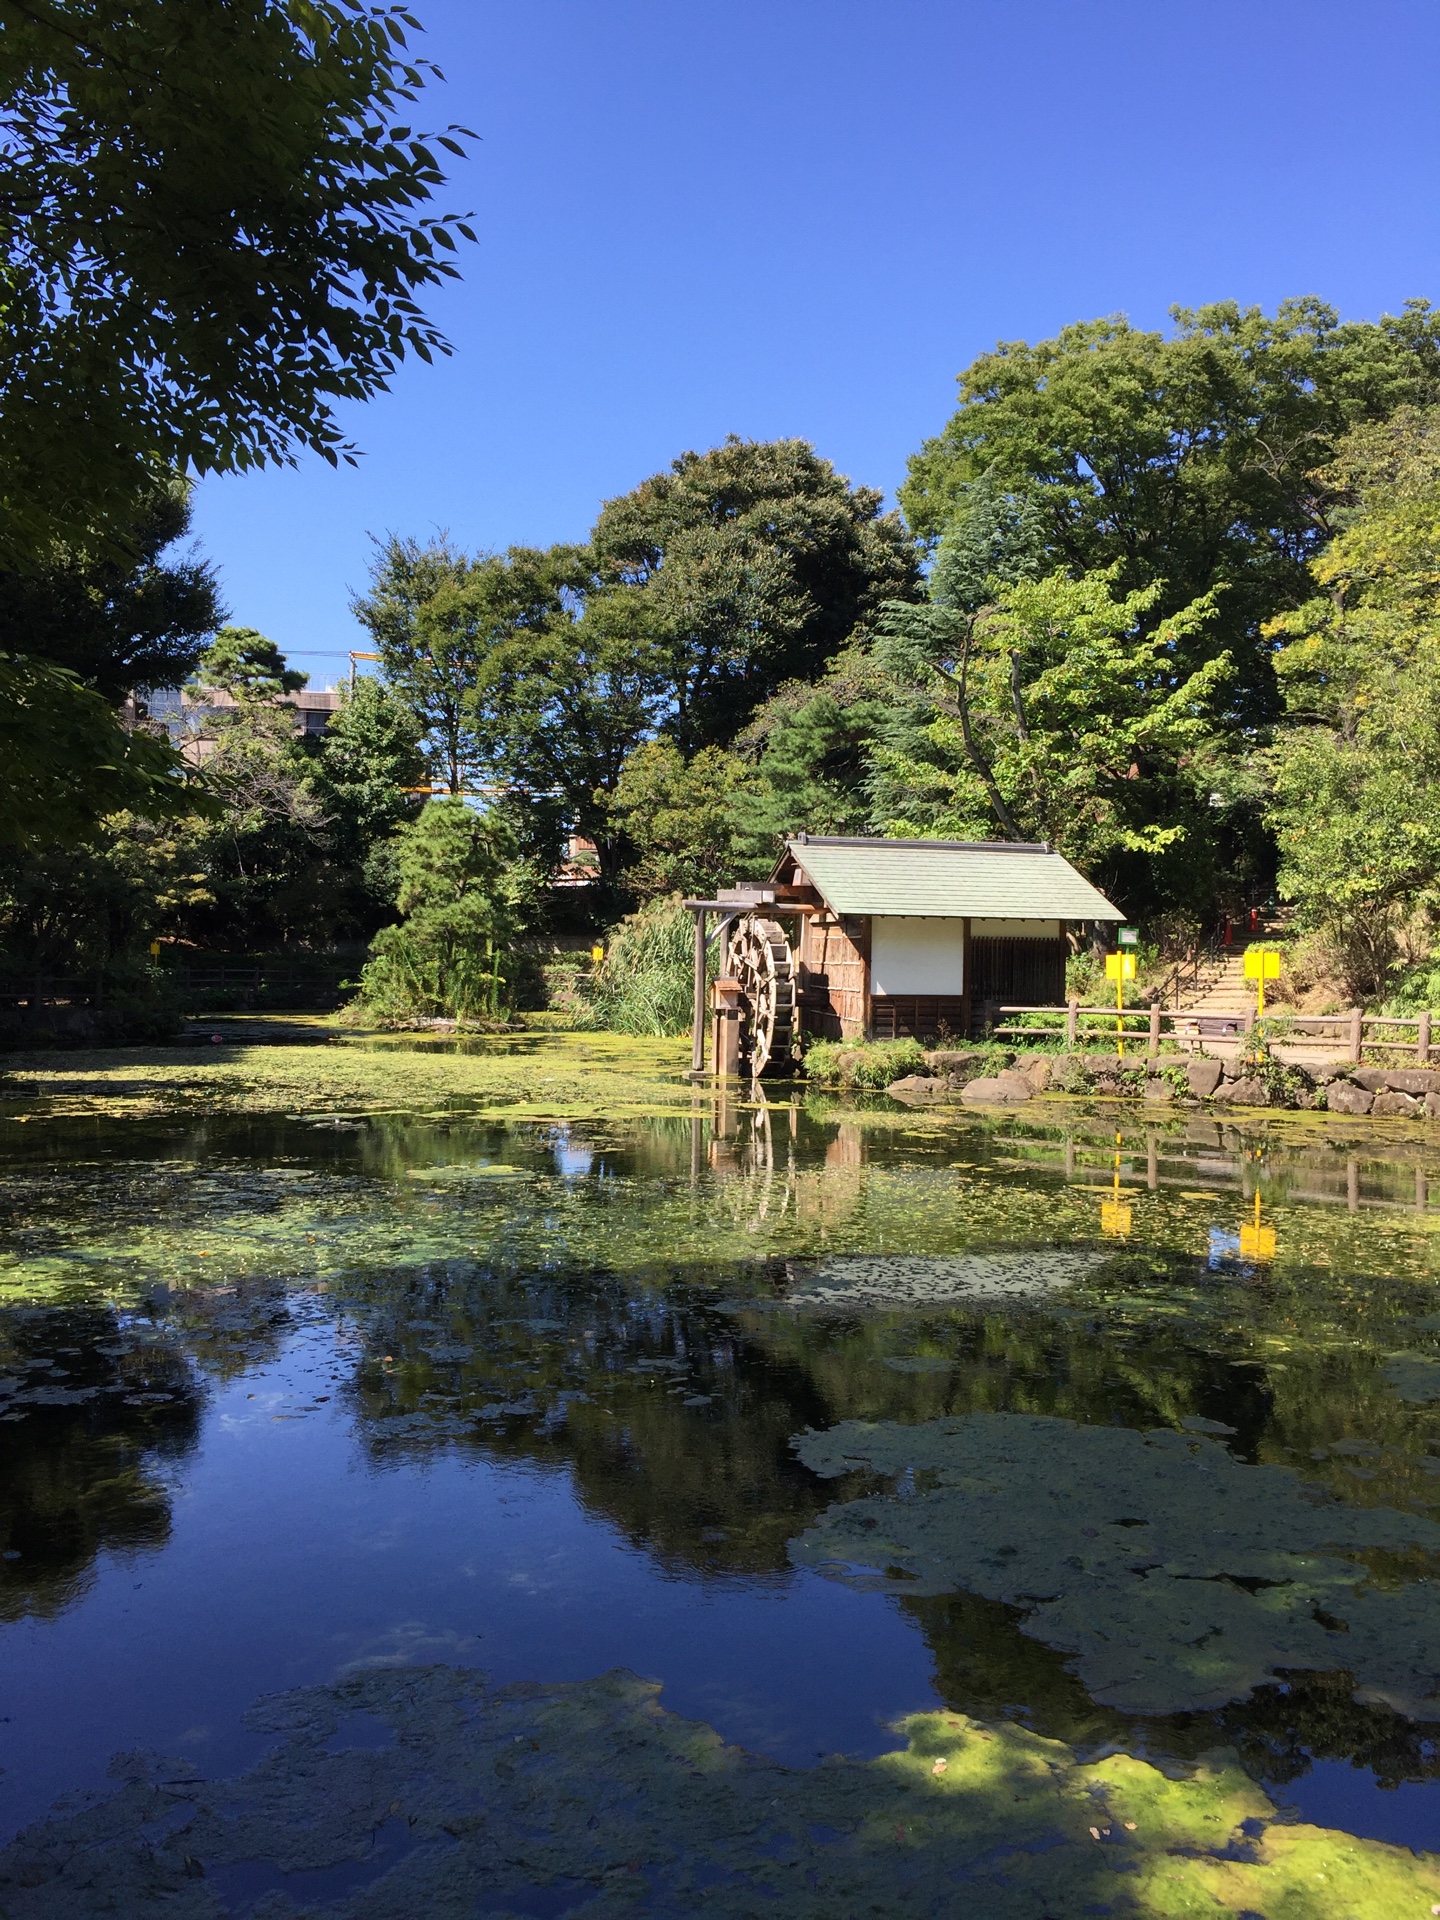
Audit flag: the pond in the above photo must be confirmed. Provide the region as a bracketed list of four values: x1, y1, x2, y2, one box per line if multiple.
[6, 1045, 1440, 1914]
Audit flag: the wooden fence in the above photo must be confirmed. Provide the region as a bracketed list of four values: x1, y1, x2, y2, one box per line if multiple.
[988, 1002, 1436, 1066]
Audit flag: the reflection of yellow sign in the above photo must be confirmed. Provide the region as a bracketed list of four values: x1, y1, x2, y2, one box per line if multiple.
[1101, 1198, 1133, 1237]
[1100, 1131, 1131, 1235]
[1105, 953, 1136, 982]
[1243, 946, 1282, 1016]
[1238, 1190, 1276, 1262]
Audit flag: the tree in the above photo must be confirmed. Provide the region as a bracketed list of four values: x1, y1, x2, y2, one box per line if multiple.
[197, 626, 307, 697]
[305, 675, 427, 866]
[352, 535, 486, 793]
[609, 740, 741, 900]
[352, 798, 531, 1020]
[467, 561, 671, 883]
[0, 0, 475, 564]
[899, 300, 1440, 727]
[874, 569, 1233, 913]
[728, 658, 893, 863]
[1264, 408, 1440, 998]
[0, 479, 220, 697]
[592, 436, 921, 750]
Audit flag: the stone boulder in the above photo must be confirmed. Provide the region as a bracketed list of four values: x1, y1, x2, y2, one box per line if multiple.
[1186, 1058, 1225, 1098]
[1428, 1092, 1440, 1121]
[1143, 1078, 1174, 1103]
[885, 1075, 945, 1101]
[1379, 1068, 1440, 1096]
[1373, 1089, 1422, 1117]
[1213, 1075, 1269, 1106]
[923, 1049, 1003, 1077]
[1015, 1056, 1053, 1093]
[1326, 1079, 1374, 1115]
[1353, 1067, 1392, 1093]
[961, 1073, 1032, 1104]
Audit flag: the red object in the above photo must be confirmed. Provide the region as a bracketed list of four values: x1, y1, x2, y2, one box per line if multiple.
[1249, 906, 1259, 932]
[1222, 918, 1232, 946]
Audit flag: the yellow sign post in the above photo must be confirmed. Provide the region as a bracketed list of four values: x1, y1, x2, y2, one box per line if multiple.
[1104, 951, 1136, 1057]
[1242, 945, 1282, 1018]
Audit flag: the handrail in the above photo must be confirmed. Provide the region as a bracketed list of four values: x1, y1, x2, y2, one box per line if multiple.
[989, 1001, 1436, 1066]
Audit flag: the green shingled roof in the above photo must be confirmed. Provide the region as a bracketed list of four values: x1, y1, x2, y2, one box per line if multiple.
[784, 837, 1123, 921]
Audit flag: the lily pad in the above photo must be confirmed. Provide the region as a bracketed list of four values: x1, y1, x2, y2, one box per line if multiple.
[3, 1662, 1438, 1919]
[1384, 1352, 1440, 1401]
[790, 1412, 1440, 1717]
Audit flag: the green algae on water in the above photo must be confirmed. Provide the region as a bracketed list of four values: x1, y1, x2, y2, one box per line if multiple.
[3, 1662, 1438, 1919]
[790, 1412, 1440, 1718]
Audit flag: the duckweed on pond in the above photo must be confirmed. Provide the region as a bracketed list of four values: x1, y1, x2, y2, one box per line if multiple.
[790, 1412, 1440, 1716]
[10, 1094, 1440, 1886]
[4, 1663, 1439, 1920]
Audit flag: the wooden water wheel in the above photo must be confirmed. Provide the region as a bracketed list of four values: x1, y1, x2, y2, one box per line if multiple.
[728, 914, 798, 1076]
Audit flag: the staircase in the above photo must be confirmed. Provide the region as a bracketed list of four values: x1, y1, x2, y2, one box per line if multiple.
[1174, 952, 1254, 1039]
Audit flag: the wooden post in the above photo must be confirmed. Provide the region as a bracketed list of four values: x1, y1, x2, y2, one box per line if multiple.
[1066, 998, 1079, 1048]
[690, 909, 707, 1074]
[1420, 1011, 1432, 1065]
[1148, 1001, 1161, 1067]
[712, 978, 743, 1079]
[1349, 1006, 1363, 1065]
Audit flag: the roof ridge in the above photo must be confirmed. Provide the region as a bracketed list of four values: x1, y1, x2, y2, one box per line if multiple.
[788, 834, 1051, 854]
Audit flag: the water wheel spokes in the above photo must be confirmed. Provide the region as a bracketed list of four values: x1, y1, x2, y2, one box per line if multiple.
[728, 914, 797, 1077]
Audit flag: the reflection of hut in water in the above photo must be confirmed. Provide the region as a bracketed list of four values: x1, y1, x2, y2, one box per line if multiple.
[690, 836, 1122, 1069]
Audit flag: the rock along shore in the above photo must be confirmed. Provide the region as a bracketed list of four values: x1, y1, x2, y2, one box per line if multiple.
[883, 1050, 1440, 1118]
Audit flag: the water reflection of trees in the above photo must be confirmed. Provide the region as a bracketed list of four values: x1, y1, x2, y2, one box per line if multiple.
[0, 1306, 198, 1620]
[0, 1276, 296, 1621]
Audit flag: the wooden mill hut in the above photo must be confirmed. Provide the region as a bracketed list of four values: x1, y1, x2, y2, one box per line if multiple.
[691, 833, 1123, 1063]
[775, 834, 1122, 1041]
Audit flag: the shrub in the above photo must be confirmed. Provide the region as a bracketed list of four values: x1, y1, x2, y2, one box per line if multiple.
[803, 1037, 927, 1088]
[349, 800, 529, 1025]
[593, 896, 698, 1037]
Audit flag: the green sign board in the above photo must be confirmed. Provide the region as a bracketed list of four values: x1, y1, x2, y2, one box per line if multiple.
[1117, 926, 1140, 948]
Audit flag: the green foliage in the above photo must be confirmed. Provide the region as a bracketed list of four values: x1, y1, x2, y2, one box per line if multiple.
[802, 1037, 928, 1088]
[874, 567, 1232, 907]
[593, 435, 920, 751]
[592, 895, 697, 1037]
[1264, 408, 1440, 998]
[0, 479, 219, 698]
[303, 675, 426, 862]
[728, 657, 892, 863]
[352, 799, 529, 1023]
[0, 652, 204, 847]
[197, 626, 306, 698]
[900, 299, 1440, 729]
[0, 0, 475, 564]
[609, 738, 742, 900]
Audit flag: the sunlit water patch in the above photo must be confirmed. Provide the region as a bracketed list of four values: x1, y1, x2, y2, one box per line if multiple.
[5, 1099, 1440, 1895]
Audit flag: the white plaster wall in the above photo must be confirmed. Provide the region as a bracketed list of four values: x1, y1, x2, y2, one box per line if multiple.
[870, 918, 965, 995]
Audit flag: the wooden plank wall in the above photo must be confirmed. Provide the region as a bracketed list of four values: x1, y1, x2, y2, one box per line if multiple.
[797, 911, 868, 1041]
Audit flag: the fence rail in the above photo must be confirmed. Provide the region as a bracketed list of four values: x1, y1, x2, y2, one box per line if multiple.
[988, 1002, 1435, 1066]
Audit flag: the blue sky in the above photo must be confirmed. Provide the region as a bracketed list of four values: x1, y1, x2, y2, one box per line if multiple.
[190, 0, 1440, 686]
